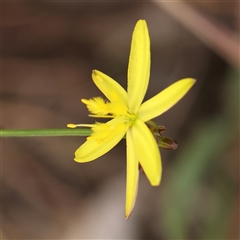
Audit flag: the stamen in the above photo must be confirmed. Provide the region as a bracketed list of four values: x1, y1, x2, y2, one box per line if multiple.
[88, 114, 114, 118]
[67, 123, 93, 128]
[67, 123, 77, 128]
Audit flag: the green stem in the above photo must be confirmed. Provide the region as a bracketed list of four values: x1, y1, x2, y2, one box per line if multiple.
[0, 128, 92, 137]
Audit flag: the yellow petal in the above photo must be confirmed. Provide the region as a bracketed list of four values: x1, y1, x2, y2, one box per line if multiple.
[92, 70, 128, 106]
[125, 129, 139, 219]
[74, 117, 128, 162]
[132, 119, 161, 186]
[138, 78, 196, 122]
[127, 20, 150, 113]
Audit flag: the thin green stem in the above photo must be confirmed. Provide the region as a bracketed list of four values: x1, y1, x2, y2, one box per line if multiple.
[0, 128, 92, 137]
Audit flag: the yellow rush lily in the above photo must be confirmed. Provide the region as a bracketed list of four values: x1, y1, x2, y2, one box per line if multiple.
[68, 20, 195, 219]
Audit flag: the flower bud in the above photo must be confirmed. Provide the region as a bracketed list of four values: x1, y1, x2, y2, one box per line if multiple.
[158, 137, 178, 150]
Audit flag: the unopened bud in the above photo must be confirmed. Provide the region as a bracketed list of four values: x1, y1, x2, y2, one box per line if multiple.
[158, 137, 178, 150]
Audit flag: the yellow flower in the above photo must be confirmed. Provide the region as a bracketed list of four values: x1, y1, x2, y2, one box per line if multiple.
[68, 20, 195, 219]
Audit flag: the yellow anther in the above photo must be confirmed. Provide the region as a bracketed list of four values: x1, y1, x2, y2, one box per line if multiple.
[67, 123, 77, 128]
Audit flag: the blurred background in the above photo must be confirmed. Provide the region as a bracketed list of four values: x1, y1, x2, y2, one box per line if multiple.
[1, 1, 239, 239]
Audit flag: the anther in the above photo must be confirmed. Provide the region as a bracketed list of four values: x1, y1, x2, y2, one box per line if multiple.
[67, 123, 77, 128]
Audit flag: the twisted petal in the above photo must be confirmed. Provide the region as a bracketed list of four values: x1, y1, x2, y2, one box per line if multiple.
[127, 20, 150, 113]
[74, 117, 128, 162]
[125, 129, 139, 219]
[92, 70, 128, 106]
[132, 119, 161, 186]
[138, 78, 196, 122]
